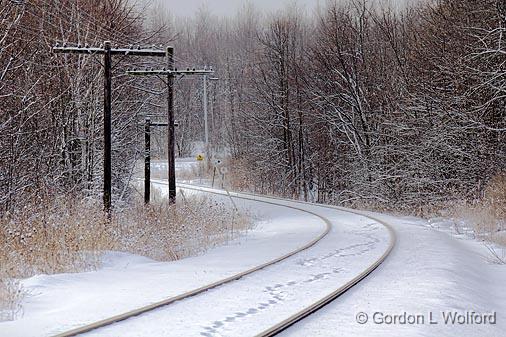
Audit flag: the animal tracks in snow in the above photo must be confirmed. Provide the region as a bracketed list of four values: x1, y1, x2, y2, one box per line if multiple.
[198, 223, 383, 337]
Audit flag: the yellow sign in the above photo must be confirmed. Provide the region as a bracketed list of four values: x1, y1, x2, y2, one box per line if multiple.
[196, 154, 204, 161]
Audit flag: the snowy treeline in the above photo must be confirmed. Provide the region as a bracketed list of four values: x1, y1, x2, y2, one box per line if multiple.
[1, 0, 505, 212]
[163, 0, 505, 208]
[0, 0, 170, 211]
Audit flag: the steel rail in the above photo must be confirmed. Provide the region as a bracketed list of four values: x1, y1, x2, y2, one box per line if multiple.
[52, 185, 332, 337]
[177, 183, 396, 337]
[255, 202, 395, 336]
[52, 183, 395, 337]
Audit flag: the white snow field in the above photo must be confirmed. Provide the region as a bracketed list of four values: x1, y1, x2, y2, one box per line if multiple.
[78, 186, 393, 337]
[281, 212, 506, 337]
[1, 177, 505, 337]
[0, 188, 328, 337]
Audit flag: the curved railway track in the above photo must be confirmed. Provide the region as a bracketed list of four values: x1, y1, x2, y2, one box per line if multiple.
[53, 184, 395, 337]
[180, 184, 396, 336]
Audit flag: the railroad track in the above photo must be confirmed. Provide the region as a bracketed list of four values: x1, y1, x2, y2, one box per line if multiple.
[179, 184, 396, 336]
[53, 183, 395, 337]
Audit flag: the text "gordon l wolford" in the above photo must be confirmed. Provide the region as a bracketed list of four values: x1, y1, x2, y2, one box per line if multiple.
[365, 311, 497, 325]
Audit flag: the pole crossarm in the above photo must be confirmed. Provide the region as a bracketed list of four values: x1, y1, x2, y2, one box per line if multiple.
[126, 45, 214, 204]
[137, 121, 178, 127]
[52, 40, 168, 212]
[52, 45, 167, 57]
[126, 69, 215, 76]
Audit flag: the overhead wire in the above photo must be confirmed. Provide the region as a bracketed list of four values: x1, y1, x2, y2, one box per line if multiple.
[22, 4, 114, 45]
[74, 0, 194, 65]
[26, 0, 193, 68]
[58, 0, 156, 46]
[47, 0, 134, 45]
[25, 0, 131, 45]
[10, 0, 195, 68]
[13, 0, 195, 73]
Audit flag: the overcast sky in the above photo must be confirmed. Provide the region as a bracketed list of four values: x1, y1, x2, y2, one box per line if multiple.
[151, 0, 323, 17]
[147, 0, 412, 18]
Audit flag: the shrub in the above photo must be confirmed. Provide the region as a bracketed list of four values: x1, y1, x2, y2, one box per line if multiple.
[0, 192, 252, 321]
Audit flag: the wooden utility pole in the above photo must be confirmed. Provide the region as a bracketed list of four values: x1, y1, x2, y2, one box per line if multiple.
[53, 42, 166, 212]
[203, 74, 208, 151]
[127, 49, 214, 204]
[143, 119, 171, 204]
[203, 76, 218, 167]
[144, 117, 151, 204]
[167, 47, 176, 203]
[103, 41, 112, 210]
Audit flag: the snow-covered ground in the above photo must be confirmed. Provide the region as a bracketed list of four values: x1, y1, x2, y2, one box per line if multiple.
[80, 187, 391, 337]
[151, 158, 198, 175]
[0, 189, 327, 337]
[282, 212, 506, 337]
[2, 158, 505, 337]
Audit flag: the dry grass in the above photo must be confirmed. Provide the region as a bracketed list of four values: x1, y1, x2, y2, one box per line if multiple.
[0, 196, 112, 278]
[0, 277, 23, 321]
[450, 172, 506, 254]
[227, 157, 256, 192]
[0, 195, 114, 321]
[482, 173, 506, 227]
[116, 194, 252, 261]
[0, 191, 252, 321]
[176, 162, 205, 182]
[450, 173, 506, 264]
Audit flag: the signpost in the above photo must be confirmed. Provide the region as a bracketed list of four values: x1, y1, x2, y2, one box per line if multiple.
[196, 154, 205, 183]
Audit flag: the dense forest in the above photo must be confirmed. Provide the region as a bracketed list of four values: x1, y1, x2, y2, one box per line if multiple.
[1, 0, 505, 213]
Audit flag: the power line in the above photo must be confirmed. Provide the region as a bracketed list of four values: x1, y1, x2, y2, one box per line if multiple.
[16, 0, 193, 67]
[38, 0, 133, 44]
[25, 0, 132, 45]
[22, 5, 114, 44]
[127, 61, 214, 203]
[53, 42, 167, 212]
